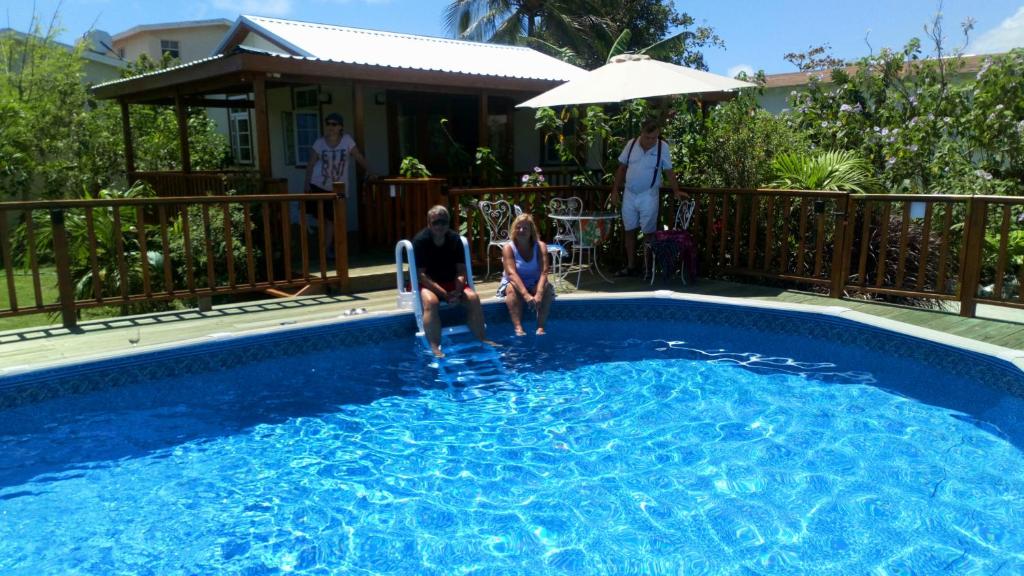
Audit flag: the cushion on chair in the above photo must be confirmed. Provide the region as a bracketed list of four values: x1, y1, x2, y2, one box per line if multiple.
[650, 230, 698, 283]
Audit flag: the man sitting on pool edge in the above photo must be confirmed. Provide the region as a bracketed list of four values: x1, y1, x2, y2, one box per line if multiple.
[412, 205, 494, 357]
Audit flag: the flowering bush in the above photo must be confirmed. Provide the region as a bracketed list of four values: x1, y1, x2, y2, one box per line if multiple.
[521, 166, 548, 187]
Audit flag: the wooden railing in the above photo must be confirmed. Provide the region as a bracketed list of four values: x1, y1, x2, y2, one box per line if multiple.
[0, 189, 348, 328]
[361, 178, 445, 249]
[4, 186, 1023, 327]
[128, 170, 288, 197]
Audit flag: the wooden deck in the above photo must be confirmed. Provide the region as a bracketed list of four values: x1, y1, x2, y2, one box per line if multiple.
[1, 268, 1022, 372]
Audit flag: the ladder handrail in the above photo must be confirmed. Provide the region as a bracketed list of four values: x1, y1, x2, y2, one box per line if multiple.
[395, 235, 476, 337]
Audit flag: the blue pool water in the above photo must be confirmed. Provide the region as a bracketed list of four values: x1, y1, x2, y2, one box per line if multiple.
[2, 300, 1024, 574]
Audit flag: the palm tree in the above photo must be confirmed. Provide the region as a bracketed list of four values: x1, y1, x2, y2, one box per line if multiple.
[770, 150, 878, 193]
[444, 0, 554, 43]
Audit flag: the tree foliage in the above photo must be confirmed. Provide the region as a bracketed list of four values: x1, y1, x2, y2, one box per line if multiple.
[0, 22, 229, 201]
[444, 0, 721, 70]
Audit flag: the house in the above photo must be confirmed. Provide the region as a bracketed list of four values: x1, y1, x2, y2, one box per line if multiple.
[0, 28, 126, 84]
[757, 53, 995, 114]
[91, 15, 585, 234]
[109, 19, 233, 64]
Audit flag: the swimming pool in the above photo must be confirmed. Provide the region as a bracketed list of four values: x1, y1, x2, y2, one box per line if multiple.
[2, 295, 1023, 574]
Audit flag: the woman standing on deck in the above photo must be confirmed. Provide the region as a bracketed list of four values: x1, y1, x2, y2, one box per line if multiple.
[497, 213, 555, 336]
[302, 112, 371, 255]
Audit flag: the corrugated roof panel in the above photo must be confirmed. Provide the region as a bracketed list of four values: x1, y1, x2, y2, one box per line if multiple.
[243, 15, 584, 82]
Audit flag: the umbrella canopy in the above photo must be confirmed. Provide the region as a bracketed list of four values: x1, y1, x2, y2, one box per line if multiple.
[517, 54, 756, 108]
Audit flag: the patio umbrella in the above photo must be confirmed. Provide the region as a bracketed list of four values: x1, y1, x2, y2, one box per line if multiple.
[516, 54, 756, 108]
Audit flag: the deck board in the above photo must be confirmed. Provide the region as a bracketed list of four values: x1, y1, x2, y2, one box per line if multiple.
[1, 270, 1021, 372]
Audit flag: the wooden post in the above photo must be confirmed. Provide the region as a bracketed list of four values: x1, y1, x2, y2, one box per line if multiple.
[959, 196, 986, 317]
[175, 93, 191, 173]
[829, 193, 853, 298]
[253, 76, 272, 179]
[49, 209, 78, 329]
[120, 99, 136, 177]
[333, 181, 349, 292]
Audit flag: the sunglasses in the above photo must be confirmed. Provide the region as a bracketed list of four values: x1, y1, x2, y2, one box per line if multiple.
[431, 219, 449, 227]
[325, 122, 341, 127]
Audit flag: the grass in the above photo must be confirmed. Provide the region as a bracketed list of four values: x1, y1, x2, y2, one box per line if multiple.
[0, 267, 140, 332]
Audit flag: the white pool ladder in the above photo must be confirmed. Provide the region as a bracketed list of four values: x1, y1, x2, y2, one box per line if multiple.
[395, 237, 505, 386]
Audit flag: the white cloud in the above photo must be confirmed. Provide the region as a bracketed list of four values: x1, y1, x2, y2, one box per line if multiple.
[727, 64, 754, 79]
[969, 6, 1024, 54]
[212, 0, 293, 17]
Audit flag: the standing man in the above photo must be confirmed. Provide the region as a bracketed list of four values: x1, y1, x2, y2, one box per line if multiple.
[302, 112, 372, 255]
[610, 121, 688, 277]
[412, 205, 491, 357]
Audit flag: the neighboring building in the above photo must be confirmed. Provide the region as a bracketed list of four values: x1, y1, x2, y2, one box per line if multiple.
[92, 15, 585, 232]
[109, 19, 233, 65]
[757, 53, 995, 114]
[0, 28, 126, 84]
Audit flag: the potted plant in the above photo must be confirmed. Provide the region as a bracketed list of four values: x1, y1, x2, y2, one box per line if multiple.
[399, 156, 432, 179]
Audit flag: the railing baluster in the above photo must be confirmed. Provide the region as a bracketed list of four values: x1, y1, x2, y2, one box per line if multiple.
[763, 196, 775, 271]
[813, 204, 826, 279]
[111, 206, 129, 301]
[281, 200, 292, 283]
[994, 204, 1011, 299]
[182, 208, 195, 292]
[0, 210, 17, 312]
[895, 202, 911, 288]
[298, 198, 310, 281]
[84, 207, 103, 302]
[159, 205, 174, 295]
[316, 200, 327, 281]
[747, 195, 759, 270]
[201, 204, 216, 290]
[262, 202, 274, 286]
[779, 196, 791, 275]
[222, 203, 236, 288]
[915, 202, 933, 291]
[243, 203, 256, 286]
[796, 199, 808, 277]
[24, 208, 43, 307]
[937, 204, 953, 295]
[731, 194, 742, 267]
[874, 203, 892, 288]
[857, 202, 872, 288]
[137, 206, 152, 297]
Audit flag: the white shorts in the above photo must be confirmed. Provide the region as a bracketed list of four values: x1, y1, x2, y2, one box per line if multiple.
[621, 189, 659, 233]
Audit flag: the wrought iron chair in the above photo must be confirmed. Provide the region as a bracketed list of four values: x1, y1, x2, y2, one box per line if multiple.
[548, 196, 594, 288]
[478, 199, 516, 279]
[646, 198, 697, 285]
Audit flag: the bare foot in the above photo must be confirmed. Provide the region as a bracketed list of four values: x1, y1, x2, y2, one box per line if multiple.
[482, 339, 503, 347]
[431, 345, 445, 358]
[514, 327, 527, 337]
[536, 327, 547, 335]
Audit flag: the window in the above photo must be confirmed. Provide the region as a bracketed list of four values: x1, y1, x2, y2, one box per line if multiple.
[229, 108, 253, 164]
[118, 47, 125, 59]
[294, 87, 319, 109]
[160, 40, 180, 59]
[294, 112, 320, 166]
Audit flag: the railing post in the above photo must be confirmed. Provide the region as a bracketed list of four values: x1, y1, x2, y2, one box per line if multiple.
[333, 181, 349, 292]
[49, 209, 78, 330]
[829, 193, 853, 298]
[959, 196, 986, 318]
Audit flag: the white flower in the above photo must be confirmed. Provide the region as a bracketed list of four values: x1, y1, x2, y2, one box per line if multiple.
[521, 174, 529, 183]
[974, 169, 993, 180]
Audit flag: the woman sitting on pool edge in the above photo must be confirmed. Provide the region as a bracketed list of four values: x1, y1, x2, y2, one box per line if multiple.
[497, 213, 555, 336]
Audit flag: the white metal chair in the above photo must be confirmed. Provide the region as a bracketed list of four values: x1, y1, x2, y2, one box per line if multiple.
[478, 199, 516, 279]
[646, 198, 697, 285]
[548, 196, 595, 288]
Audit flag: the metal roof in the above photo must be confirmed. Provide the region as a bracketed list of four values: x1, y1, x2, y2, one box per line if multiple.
[215, 15, 585, 82]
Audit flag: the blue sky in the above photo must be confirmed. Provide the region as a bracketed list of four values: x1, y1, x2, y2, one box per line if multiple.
[4, 0, 1023, 75]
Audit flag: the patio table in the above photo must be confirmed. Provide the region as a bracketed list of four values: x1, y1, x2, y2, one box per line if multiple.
[549, 211, 619, 287]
